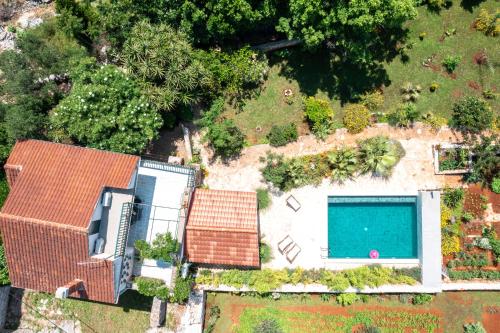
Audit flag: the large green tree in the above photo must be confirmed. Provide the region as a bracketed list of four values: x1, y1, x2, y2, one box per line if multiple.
[50, 62, 162, 154]
[277, 0, 418, 62]
[120, 20, 211, 112]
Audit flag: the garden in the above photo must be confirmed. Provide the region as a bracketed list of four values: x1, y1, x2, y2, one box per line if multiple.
[203, 291, 500, 333]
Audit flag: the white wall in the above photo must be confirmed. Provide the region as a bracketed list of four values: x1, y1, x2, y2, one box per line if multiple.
[88, 233, 99, 255]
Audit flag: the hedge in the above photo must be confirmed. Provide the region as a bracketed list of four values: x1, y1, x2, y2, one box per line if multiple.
[448, 270, 500, 280]
[196, 266, 417, 294]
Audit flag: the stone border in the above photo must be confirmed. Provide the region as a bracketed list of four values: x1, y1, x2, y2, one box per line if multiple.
[433, 143, 472, 175]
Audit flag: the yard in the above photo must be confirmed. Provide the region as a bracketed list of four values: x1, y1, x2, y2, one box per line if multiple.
[224, 0, 500, 144]
[205, 291, 500, 333]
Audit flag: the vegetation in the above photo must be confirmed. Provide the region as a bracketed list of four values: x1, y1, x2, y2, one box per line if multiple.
[0, 237, 9, 285]
[253, 318, 283, 333]
[387, 103, 420, 128]
[474, 9, 499, 36]
[327, 148, 358, 183]
[451, 97, 493, 133]
[303, 97, 334, 139]
[336, 293, 360, 306]
[464, 322, 487, 333]
[357, 136, 405, 177]
[134, 232, 179, 263]
[171, 277, 193, 304]
[267, 123, 298, 147]
[259, 242, 273, 264]
[492, 177, 500, 194]
[443, 187, 465, 208]
[342, 104, 370, 134]
[442, 55, 461, 73]
[195, 266, 417, 294]
[466, 135, 499, 188]
[204, 306, 221, 333]
[438, 147, 470, 171]
[412, 294, 433, 305]
[135, 277, 169, 300]
[257, 188, 271, 210]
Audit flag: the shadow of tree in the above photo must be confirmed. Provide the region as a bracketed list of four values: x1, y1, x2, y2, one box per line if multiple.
[275, 27, 410, 104]
[460, 0, 486, 12]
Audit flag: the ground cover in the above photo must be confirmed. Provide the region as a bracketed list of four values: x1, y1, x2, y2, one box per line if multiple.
[205, 291, 500, 333]
[224, 1, 499, 145]
[20, 290, 151, 333]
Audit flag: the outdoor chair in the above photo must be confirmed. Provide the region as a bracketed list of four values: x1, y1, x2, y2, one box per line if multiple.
[286, 195, 301, 211]
[286, 243, 301, 263]
[278, 235, 294, 254]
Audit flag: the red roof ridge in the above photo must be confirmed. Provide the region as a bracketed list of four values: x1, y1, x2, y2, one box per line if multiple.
[0, 213, 87, 232]
[185, 225, 258, 233]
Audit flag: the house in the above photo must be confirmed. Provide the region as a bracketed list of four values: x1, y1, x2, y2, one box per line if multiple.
[0, 140, 261, 303]
[185, 189, 260, 267]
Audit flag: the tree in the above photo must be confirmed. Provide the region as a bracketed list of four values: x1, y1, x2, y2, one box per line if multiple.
[277, 0, 418, 62]
[358, 136, 405, 177]
[451, 97, 493, 133]
[120, 20, 211, 112]
[50, 62, 162, 154]
[328, 147, 358, 183]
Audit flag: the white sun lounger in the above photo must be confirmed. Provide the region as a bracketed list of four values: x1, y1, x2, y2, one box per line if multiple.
[286, 243, 301, 263]
[286, 195, 301, 211]
[278, 235, 294, 254]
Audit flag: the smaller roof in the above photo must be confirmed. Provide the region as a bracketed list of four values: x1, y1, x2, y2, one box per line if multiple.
[186, 189, 259, 267]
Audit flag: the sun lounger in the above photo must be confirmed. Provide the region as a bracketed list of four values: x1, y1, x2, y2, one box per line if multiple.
[286, 243, 301, 263]
[286, 195, 301, 211]
[278, 235, 294, 254]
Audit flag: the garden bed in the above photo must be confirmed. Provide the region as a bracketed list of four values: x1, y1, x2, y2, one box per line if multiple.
[433, 144, 472, 175]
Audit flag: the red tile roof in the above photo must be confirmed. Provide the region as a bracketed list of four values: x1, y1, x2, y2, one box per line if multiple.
[185, 189, 259, 267]
[2, 140, 139, 229]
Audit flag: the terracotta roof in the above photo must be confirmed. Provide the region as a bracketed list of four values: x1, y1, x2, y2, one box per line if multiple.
[1, 140, 139, 229]
[185, 189, 259, 267]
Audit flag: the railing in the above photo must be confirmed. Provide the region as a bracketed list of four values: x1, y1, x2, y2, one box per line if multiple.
[139, 159, 197, 189]
[115, 202, 133, 258]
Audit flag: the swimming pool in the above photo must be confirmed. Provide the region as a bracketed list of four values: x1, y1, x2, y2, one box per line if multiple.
[327, 196, 418, 259]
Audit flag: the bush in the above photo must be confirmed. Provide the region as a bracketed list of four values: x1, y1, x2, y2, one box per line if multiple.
[336, 293, 360, 306]
[422, 112, 447, 131]
[343, 104, 371, 134]
[464, 322, 487, 333]
[451, 97, 493, 133]
[259, 242, 272, 264]
[492, 178, 500, 194]
[328, 147, 358, 183]
[253, 318, 283, 333]
[467, 135, 499, 187]
[388, 103, 420, 128]
[267, 123, 298, 147]
[303, 97, 333, 138]
[359, 91, 384, 111]
[171, 277, 192, 304]
[357, 136, 405, 177]
[412, 294, 433, 305]
[400, 82, 421, 102]
[448, 270, 500, 280]
[134, 232, 179, 263]
[474, 9, 499, 37]
[260, 152, 292, 191]
[442, 55, 461, 73]
[136, 277, 169, 300]
[203, 306, 220, 333]
[207, 120, 246, 159]
[429, 82, 439, 92]
[0, 240, 9, 285]
[443, 187, 465, 208]
[257, 188, 271, 210]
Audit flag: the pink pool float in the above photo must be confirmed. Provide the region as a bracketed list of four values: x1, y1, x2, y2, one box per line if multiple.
[369, 250, 379, 259]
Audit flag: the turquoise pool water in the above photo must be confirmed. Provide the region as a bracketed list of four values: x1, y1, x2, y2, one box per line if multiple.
[327, 196, 418, 259]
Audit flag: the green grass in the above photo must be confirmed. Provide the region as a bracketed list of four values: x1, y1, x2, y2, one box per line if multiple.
[205, 292, 500, 333]
[225, 1, 500, 145]
[25, 291, 152, 333]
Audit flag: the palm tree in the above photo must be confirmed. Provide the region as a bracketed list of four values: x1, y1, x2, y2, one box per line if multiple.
[357, 136, 405, 177]
[328, 147, 358, 183]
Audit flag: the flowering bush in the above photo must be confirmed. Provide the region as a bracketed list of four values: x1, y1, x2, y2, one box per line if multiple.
[343, 104, 370, 134]
[50, 63, 162, 154]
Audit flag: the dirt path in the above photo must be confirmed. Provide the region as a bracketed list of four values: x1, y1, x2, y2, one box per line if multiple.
[199, 123, 463, 191]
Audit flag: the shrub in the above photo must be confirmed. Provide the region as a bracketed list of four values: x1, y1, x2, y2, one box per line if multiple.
[0, 240, 9, 285]
[467, 135, 499, 187]
[442, 55, 461, 73]
[359, 91, 384, 111]
[136, 277, 169, 300]
[451, 97, 493, 133]
[357, 136, 405, 177]
[267, 123, 298, 147]
[400, 82, 421, 102]
[303, 97, 333, 138]
[442, 234, 460, 256]
[343, 104, 371, 134]
[206, 120, 246, 159]
[171, 277, 192, 304]
[328, 147, 358, 183]
[474, 9, 499, 37]
[253, 319, 283, 333]
[260, 152, 292, 191]
[412, 294, 433, 305]
[422, 112, 447, 131]
[464, 322, 487, 333]
[336, 293, 360, 306]
[203, 306, 220, 333]
[134, 232, 179, 263]
[449, 270, 500, 280]
[257, 188, 271, 210]
[388, 103, 420, 128]
[429, 82, 439, 92]
[443, 187, 464, 208]
[492, 178, 500, 194]
[320, 293, 331, 302]
[260, 242, 273, 264]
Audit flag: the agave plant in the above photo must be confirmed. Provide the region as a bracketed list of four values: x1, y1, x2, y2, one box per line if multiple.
[328, 147, 358, 183]
[357, 136, 405, 177]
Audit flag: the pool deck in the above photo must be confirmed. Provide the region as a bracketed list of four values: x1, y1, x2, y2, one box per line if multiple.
[419, 190, 442, 290]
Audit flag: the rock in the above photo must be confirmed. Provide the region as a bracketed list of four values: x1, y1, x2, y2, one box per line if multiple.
[0, 27, 16, 50]
[17, 14, 43, 29]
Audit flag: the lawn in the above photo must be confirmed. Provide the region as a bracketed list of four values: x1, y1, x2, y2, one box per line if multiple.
[225, 0, 499, 145]
[205, 292, 500, 333]
[23, 290, 152, 333]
